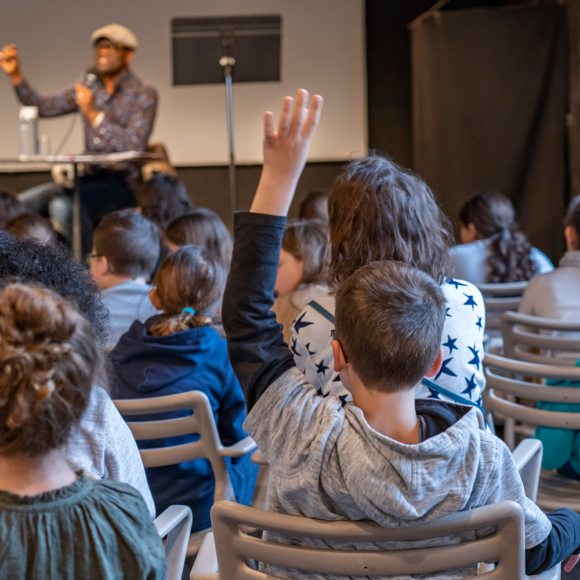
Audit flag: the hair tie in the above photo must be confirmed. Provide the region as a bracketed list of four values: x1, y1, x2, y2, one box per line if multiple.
[182, 307, 196, 316]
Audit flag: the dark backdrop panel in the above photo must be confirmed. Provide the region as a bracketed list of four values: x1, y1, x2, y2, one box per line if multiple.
[412, 5, 568, 261]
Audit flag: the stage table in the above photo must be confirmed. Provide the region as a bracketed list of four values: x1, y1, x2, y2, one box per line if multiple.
[0, 151, 159, 259]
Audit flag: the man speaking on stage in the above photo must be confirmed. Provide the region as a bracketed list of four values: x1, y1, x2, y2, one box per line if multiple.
[0, 24, 158, 253]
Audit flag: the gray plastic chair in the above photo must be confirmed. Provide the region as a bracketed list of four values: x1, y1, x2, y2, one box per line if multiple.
[190, 500, 559, 580]
[114, 391, 257, 556]
[501, 311, 580, 366]
[484, 352, 580, 512]
[155, 505, 193, 580]
[477, 281, 529, 334]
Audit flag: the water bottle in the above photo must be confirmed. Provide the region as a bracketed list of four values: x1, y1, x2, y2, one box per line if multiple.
[19, 106, 39, 158]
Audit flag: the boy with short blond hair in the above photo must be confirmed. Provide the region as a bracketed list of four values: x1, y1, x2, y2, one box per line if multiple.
[222, 91, 580, 579]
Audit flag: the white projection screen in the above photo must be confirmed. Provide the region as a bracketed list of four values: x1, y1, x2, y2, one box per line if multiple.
[0, 0, 366, 166]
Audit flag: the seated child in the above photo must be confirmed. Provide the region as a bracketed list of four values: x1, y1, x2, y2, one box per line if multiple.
[110, 245, 258, 532]
[520, 199, 580, 322]
[450, 190, 553, 285]
[4, 211, 56, 244]
[137, 173, 192, 229]
[298, 189, 329, 221]
[271, 219, 329, 343]
[165, 208, 233, 270]
[0, 283, 165, 578]
[0, 231, 155, 516]
[222, 90, 580, 578]
[90, 210, 161, 347]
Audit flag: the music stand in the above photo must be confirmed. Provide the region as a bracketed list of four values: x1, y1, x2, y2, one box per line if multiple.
[172, 15, 282, 213]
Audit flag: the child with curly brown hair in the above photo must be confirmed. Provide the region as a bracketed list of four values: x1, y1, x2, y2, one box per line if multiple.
[0, 283, 165, 579]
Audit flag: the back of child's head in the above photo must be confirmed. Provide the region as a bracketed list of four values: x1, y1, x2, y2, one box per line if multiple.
[149, 245, 226, 336]
[565, 196, 580, 230]
[459, 190, 535, 283]
[335, 261, 446, 393]
[0, 283, 99, 457]
[4, 212, 56, 245]
[327, 155, 453, 288]
[0, 189, 24, 227]
[282, 219, 328, 287]
[93, 210, 160, 279]
[165, 209, 233, 269]
[299, 190, 329, 221]
[0, 231, 108, 344]
[137, 173, 192, 229]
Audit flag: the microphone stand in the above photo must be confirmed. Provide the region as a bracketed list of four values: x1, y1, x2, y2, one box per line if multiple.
[220, 32, 237, 214]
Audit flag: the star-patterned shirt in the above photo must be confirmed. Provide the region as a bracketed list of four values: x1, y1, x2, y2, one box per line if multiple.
[290, 278, 486, 406]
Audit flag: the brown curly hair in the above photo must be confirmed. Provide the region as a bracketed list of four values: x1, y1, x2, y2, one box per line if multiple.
[0, 284, 100, 457]
[328, 155, 453, 287]
[149, 245, 226, 336]
[459, 190, 536, 283]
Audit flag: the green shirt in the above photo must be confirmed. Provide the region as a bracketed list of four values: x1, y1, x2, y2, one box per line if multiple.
[0, 473, 166, 579]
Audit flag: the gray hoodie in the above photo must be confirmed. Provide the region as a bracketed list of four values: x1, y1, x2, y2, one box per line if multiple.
[244, 368, 551, 580]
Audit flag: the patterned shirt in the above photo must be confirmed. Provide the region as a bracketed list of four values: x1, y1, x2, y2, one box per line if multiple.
[14, 69, 157, 154]
[290, 278, 486, 406]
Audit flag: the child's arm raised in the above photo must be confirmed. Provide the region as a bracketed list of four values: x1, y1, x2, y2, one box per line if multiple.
[222, 90, 323, 411]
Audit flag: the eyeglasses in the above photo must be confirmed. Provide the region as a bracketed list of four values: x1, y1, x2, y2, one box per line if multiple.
[86, 253, 103, 267]
[330, 329, 349, 363]
[95, 39, 123, 53]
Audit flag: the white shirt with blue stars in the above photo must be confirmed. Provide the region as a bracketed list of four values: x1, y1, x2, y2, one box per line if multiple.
[290, 278, 486, 406]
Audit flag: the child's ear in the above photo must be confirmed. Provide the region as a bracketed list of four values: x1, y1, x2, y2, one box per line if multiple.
[425, 347, 444, 378]
[149, 288, 162, 311]
[565, 225, 579, 251]
[332, 339, 348, 373]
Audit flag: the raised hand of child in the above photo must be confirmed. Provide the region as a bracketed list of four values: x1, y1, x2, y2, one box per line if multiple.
[251, 89, 323, 216]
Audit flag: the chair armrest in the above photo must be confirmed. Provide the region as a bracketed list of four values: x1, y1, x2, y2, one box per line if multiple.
[512, 439, 543, 504]
[251, 449, 268, 465]
[220, 436, 258, 458]
[190, 532, 219, 580]
[154, 505, 193, 580]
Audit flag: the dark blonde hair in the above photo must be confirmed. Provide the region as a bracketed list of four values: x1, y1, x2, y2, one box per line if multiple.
[281, 219, 328, 288]
[335, 261, 446, 393]
[166, 209, 233, 270]
[459, 190, 536, 283]
[149, 245, 226, 336]
[0, 284, 100, 456]
[328, 155, 453, 287]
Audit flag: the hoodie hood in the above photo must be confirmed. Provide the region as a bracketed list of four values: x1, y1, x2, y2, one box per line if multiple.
[339, 401, 484, 527]
[110, 317, 222, 395]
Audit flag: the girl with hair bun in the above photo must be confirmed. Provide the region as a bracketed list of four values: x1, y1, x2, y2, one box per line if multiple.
[0, 284, 165, 579]
[110, 245, 257, 532]
[451, 190, 553, 284]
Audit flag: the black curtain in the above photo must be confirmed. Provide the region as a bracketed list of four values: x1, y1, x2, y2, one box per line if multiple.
[412, 5, 568, 261]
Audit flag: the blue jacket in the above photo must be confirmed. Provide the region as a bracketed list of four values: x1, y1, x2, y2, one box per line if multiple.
[109, 317, 258, 531]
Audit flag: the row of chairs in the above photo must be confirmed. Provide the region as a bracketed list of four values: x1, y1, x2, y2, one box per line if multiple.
[115, 298, 580, 578]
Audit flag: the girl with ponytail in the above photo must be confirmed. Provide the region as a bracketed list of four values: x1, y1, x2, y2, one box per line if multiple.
[110, 245, 258, 532]
[0, 284, 165, 579]
[451, 190, 553, 284]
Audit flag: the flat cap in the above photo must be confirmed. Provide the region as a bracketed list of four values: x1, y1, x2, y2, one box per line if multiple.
[91, 24, 138, 51]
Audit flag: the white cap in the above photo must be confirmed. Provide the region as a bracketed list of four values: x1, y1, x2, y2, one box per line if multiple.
[91, 24, 138, 51]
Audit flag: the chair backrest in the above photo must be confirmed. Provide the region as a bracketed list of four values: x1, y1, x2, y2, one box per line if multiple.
[114, 391, 236, 502]
[477, 281, 528, 331]
[209, 500, 526, 579]
[483, 352, 580, 430]
[501, 311, 580, 366]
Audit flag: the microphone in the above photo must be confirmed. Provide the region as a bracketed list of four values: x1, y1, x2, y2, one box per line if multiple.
[84, 67, 101, 89]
